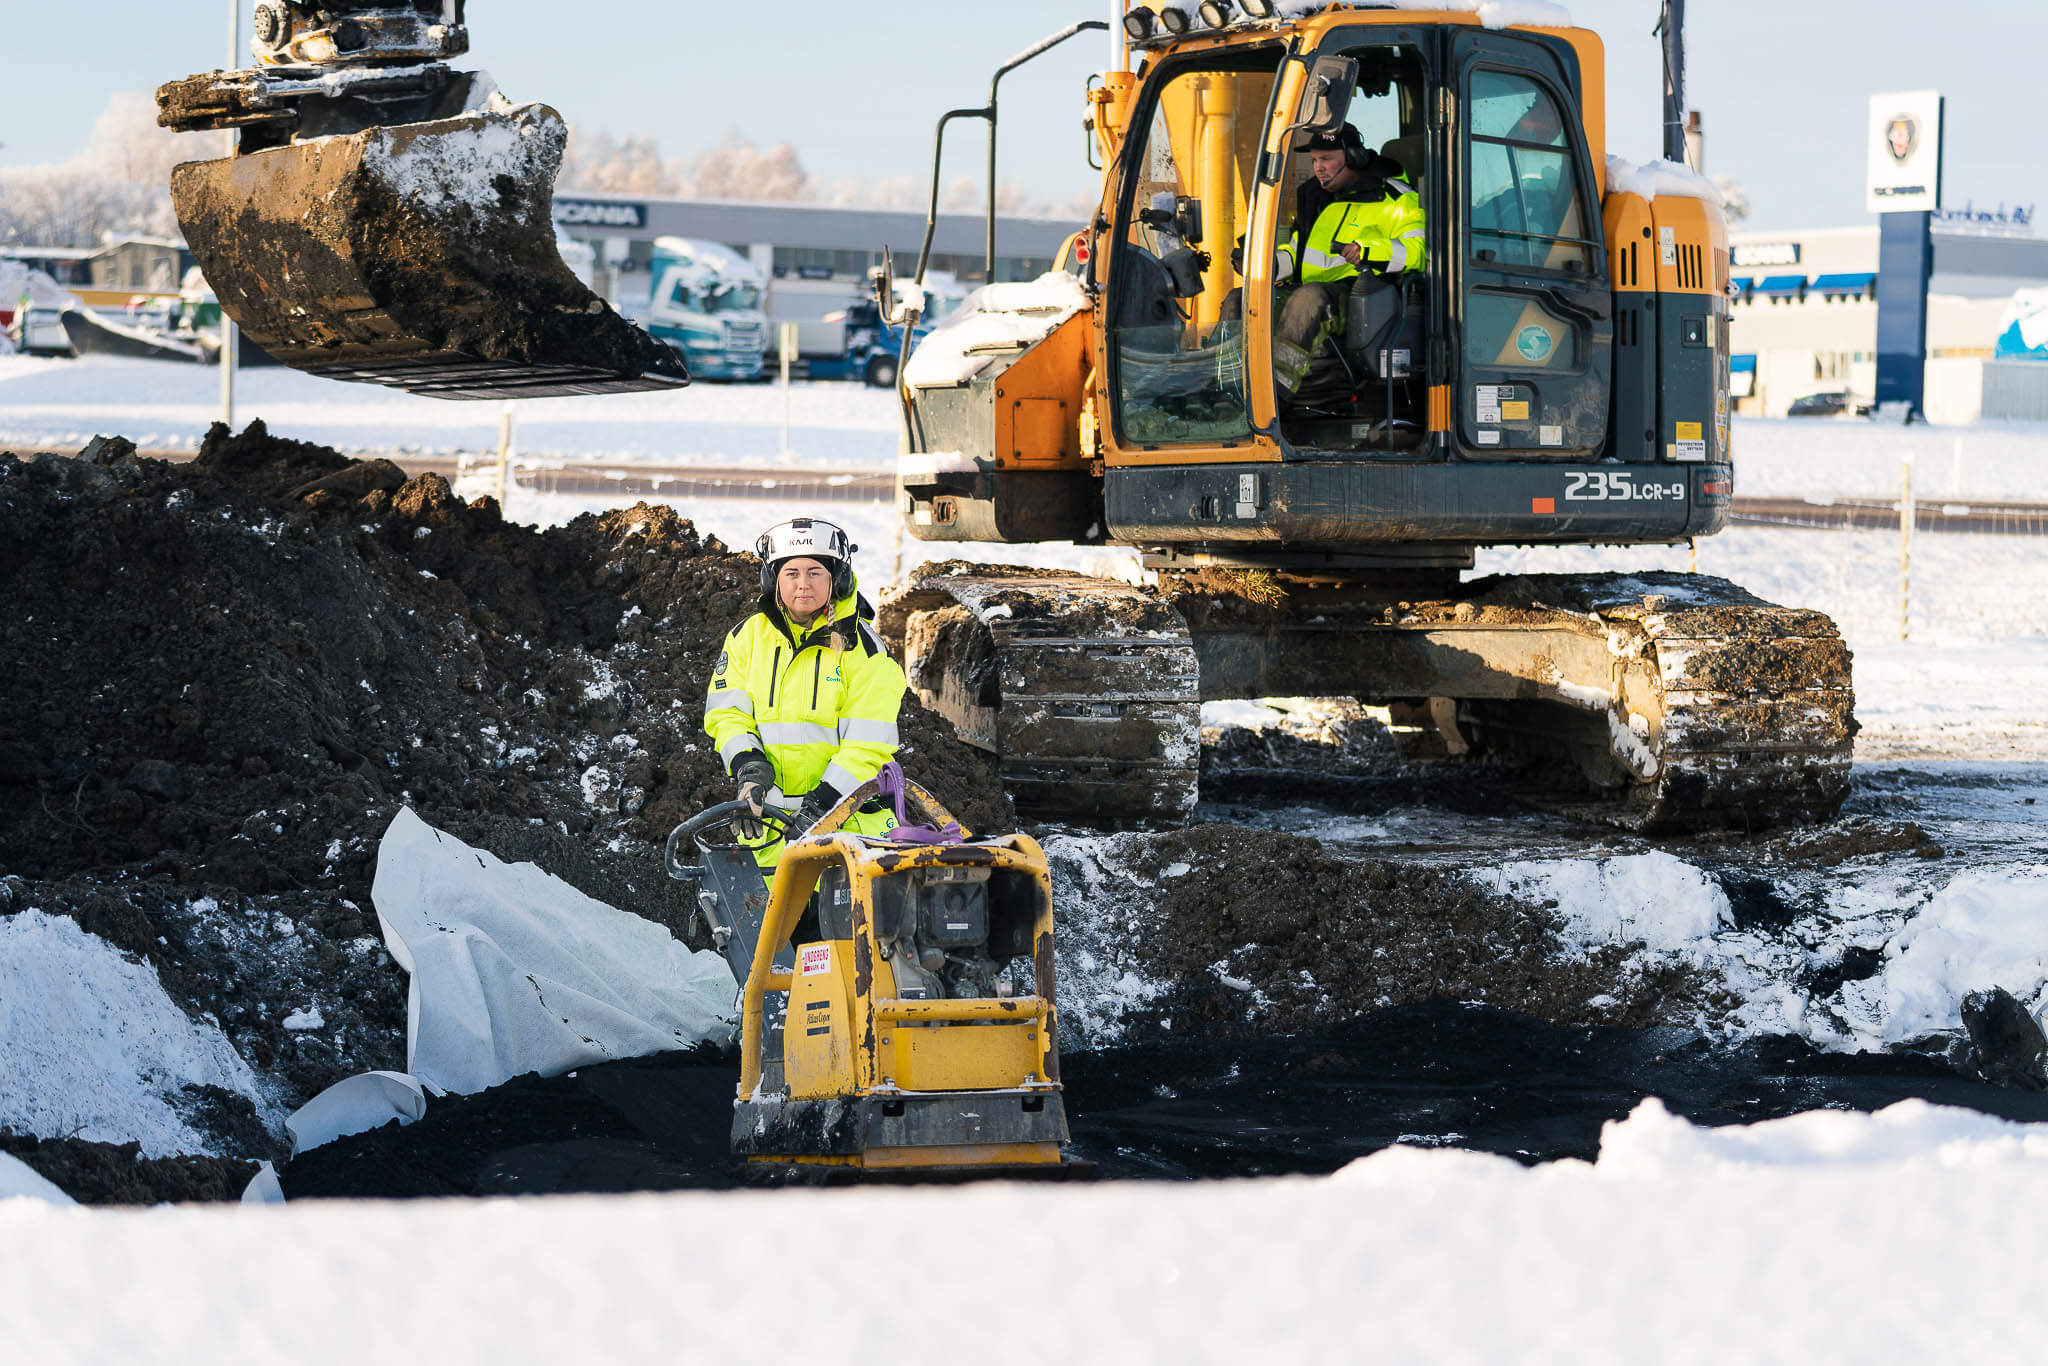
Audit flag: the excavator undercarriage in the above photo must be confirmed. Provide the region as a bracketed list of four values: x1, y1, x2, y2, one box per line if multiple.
[881, 563, 1855, 832]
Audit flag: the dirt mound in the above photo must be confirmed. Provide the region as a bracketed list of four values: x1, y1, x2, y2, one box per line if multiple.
[0, 1131, 257, 1205]
[0, 426, 1008, 1122]
[1050, 824, 1709, 1043]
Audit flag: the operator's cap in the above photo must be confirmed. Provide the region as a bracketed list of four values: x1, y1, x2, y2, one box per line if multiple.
[757, 516, 855, 569]
[1296, 125, 1360, 153]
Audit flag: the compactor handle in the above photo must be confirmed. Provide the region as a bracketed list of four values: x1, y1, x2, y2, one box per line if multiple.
[663, 801, 793, 880]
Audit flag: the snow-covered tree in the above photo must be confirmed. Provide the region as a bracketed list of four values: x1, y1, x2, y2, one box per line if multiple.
[1713, 174, 1752, 223]
[0, 92, 184, 247]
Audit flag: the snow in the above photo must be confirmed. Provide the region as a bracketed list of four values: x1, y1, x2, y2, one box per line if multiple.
[1605, 152, 1725, 207]
[0, 910, 274, 1158]
[367, 100, 550, 214]
[1274, 0, 1573, 30]
[12, 1098, 2048, 1361]
[1863, 866, 2048, 1043]
[0, 1154, 74, 1207]
[369, 809, 735, 1095]
[901, 271, 1089, 389]
[1478, 851, 1732, 953]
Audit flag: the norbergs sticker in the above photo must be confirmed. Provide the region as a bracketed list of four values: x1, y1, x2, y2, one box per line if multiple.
[800, 943, 832, 976]
[1515, 325, 1555, 363]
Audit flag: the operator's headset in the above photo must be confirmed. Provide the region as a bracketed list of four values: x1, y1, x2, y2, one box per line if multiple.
[758, 517, 857, 600]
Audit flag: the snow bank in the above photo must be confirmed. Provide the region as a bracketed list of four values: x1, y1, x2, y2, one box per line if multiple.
[1591, 1095, 2048, 1177]
[0, 1153, 74, 1207]
[1605, 153, 1724, 208]
[1477, 851, 1731, 953]
[0, 910, 272, 1157]
[370, 808, 736, 1095]
[1860, 866, 2048, 1044]
[902, 271, 1089, 389]
[14, 1099, 2048, 1363]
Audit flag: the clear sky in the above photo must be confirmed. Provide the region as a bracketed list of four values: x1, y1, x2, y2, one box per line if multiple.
[5, 0, 2042, 231]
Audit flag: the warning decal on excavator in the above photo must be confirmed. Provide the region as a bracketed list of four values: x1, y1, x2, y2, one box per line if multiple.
[800, 943, 832, 976]
[1532, 497, 1556, 514]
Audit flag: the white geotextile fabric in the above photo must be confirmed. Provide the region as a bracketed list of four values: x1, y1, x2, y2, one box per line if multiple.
[369, 808, 737, 1096]
[284, 1071, 429, 1157]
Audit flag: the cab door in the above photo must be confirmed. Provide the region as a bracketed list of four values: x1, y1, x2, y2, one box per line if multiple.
[1450, 31, 1611, 458]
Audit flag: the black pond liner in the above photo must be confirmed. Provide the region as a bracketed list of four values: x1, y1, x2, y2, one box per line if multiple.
[281, 1002, 2048, 1199]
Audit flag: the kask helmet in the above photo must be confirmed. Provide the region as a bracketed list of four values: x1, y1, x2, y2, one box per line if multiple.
[757, 517, 857, 599]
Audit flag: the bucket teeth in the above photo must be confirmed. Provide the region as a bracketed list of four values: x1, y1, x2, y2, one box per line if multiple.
[168, 101, 688, 399]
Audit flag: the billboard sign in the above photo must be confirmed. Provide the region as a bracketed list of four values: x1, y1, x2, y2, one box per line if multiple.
[1866, 90, 1944, 214]
[553, 199, 648, 230]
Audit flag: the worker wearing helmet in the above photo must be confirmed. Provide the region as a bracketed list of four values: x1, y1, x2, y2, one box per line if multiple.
[703, 517, 905, 866]
[1271, 123, 1426, 402]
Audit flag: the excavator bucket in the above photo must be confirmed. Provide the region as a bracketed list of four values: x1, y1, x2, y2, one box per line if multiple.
[167, 99, 687, 399]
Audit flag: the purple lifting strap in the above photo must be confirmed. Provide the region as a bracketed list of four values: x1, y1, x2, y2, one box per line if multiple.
[872, 761, 964, 844]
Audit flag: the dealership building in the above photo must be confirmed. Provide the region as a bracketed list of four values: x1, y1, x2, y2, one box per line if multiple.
[551, 193, 1078, 346]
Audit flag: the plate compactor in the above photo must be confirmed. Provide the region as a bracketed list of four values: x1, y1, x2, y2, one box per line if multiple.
[666, 768, 1085, 1182]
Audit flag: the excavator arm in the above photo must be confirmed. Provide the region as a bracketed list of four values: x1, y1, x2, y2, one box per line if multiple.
[156, 2, 688, 399]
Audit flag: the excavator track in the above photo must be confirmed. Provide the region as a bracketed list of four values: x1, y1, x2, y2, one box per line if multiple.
[878, 568, 1202, 822]
[884, 565, 1854, 833]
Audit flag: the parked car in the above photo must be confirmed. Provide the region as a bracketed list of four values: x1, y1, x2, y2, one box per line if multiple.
[1787, 391, 1871, 418]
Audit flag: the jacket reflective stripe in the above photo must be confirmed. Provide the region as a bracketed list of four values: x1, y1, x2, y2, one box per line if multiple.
[718, 731, 763, 765]
[759, 720, 838, 747]
[821, 761, 864, 796]
[837, 719, 900, 745]
[704, 689, 753, 714]
[1289, 182, 1427, 285]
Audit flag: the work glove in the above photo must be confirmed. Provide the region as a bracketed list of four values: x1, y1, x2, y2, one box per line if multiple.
[794, 784, 844, 837]
[731, 753, 775, 841]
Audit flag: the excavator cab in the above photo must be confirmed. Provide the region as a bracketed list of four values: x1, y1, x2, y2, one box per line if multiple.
[156, 2, 687, 399]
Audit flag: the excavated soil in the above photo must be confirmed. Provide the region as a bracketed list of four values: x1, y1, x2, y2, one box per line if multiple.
[0, 1132, 258, 1206]
[0, 425, 1008, 1120]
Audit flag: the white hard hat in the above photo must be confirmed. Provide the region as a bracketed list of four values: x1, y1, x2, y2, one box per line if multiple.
[757, 517, 856, 593]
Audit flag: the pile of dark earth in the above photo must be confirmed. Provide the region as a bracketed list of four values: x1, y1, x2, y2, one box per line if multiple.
[285, 999, 2048, 1198]
[0, 425, 1008, 1196]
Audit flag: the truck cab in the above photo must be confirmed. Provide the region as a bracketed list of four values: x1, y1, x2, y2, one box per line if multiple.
[644, 236, 769, 381]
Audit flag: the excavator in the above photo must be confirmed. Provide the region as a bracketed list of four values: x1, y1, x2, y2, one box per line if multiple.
[154, 2, 685, 398]
[875, 1, 1855, 831]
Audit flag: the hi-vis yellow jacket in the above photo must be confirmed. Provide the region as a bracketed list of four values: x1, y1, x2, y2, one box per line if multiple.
[703, 578, 907, 807]
[1277, 174, 1427, 285]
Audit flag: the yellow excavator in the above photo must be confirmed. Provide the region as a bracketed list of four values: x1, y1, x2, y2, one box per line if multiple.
[155, 2, 685, 398]
[874, 1, 1854, 831]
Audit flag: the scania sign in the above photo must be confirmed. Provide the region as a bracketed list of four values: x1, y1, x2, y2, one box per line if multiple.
[552, 200, 647, 229]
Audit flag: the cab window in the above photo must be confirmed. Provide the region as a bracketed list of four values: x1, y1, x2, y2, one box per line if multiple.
[1107, 47, 1281, 446]
[1467, 70, 1591, 273]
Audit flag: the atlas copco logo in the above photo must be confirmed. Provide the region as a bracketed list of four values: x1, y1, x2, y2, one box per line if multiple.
[552, 200, 647, 229]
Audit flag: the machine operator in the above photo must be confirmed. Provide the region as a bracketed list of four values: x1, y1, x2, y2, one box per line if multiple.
[1271, 123, 1426, 402]
[703, 517, 905, 867]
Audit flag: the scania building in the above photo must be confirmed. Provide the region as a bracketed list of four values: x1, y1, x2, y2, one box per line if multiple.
[551, 193, 1076, 354]
[1727, 207, 2047, 422]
